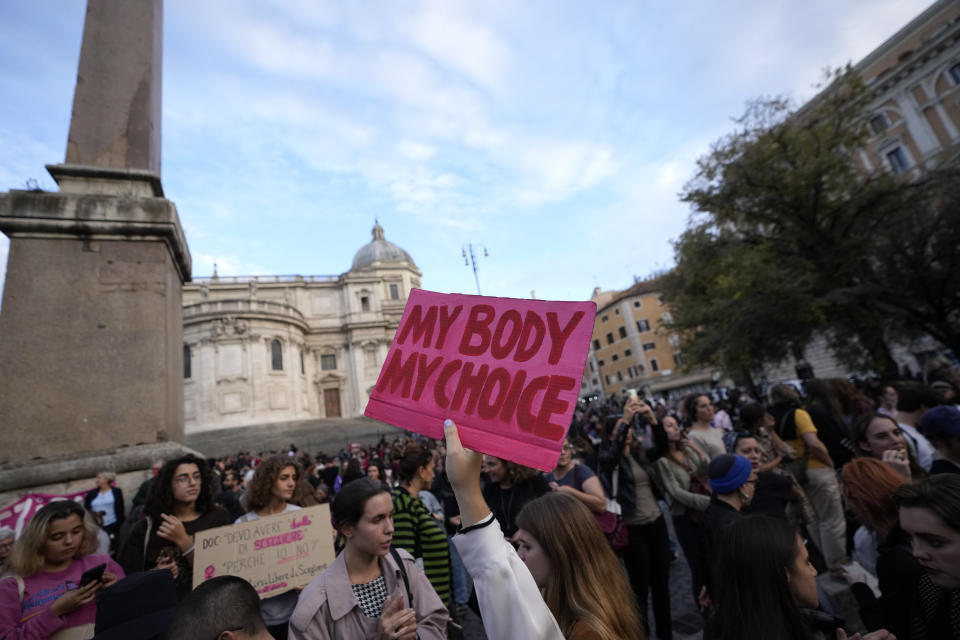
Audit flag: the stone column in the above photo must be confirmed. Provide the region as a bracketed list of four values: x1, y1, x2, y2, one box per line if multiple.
[0, 0, 195, 477]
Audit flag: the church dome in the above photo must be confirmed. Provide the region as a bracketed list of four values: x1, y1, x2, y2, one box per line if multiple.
[351, 222, 417, 271]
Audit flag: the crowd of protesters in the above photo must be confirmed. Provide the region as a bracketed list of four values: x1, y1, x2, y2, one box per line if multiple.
[2, 369, 960, 639]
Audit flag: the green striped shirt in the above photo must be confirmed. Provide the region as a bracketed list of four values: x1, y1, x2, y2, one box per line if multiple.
[391, 488, 452, 605]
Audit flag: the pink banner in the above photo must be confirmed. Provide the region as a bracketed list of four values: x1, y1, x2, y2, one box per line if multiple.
[365, 290, 595, 471]
[0, 491, 88, 538]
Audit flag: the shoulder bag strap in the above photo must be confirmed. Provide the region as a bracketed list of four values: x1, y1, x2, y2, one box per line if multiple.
[389, 548, 414, 609]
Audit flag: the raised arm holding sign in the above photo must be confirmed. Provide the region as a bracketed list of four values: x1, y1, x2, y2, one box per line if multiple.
[365, 290, 595, 471]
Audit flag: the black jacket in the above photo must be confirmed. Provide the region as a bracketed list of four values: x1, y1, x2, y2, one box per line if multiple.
[598, 421, 664, 519]
[83, 486, 125, 527]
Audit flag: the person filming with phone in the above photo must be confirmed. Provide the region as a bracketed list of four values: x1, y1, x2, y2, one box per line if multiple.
[0, 500, 124, 639]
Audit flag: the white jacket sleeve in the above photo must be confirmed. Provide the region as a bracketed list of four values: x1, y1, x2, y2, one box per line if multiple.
[451, 515, 564, 640]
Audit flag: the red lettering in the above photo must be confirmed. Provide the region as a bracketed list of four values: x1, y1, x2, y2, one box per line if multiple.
[515, 311, 545, 362]
[546, 311, 585, 365]
[435, 305, 463, 350]
[458, 304, 495, 356]
[477, 367, 511, 420]
[451, 362, 488, 415]
[516, 376, 549, 433]
[498, 370, 527, 424]
[412, 353, 444, 401]
[396, 305, 438, 348]
[434, 360, 462, 409]
[534, 375, 575, 440]
[490, 310, 522, 360]
[375, 348, 417, 398]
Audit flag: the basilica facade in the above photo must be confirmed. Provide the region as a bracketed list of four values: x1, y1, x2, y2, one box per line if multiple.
[181, 223, 419, 433]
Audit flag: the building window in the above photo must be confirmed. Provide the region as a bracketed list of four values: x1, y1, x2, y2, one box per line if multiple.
[321, 354, 337, 370]
[588, 361, 595, 372]
[271, 339, 283, 371]
[661, 311, 673, 322]
[886, 147, 909, 174]
[606, 333, 614, 345]
[389, 283, 400, 300]
[624, 349, 632, 357]
[598, 360, 605, 367]
[614, 308, 620, 315]
[628, 366, 637, 378]
[300, 349, 305, 374]
[617, 371, 623, 381]
[183, 345, 191, 379]
[951, 63, 960, 85]
[364, 346, 377, 369]
[650, 358, 660, 372]
[674, 353, 686, 367]
[601, 315, 608, 323]
[592, 378, 599, 387]
[593, 339, 601, 350]
[633, 300, 641, 308]
[612, 354, 619, 362]
[605, 375, 612, 385]
[643, 342, 656, 351]
[618, 326, 627, 339]
[638, 363, 645, 373]
[361, 296, 370, 312]
[869, 114, 888, 135]
[636, 319, 650, 332]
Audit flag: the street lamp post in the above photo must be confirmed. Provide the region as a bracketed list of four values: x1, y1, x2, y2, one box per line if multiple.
[461, 243, 488, 295]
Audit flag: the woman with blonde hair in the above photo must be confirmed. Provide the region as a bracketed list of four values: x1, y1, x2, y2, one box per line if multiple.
[515, 492, 644, 640]
[83, 471, 125, 552]
[0, 500, 124, 638]
[237, 456, 310, 639]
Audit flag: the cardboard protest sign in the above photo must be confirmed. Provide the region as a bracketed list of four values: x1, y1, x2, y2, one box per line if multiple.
[365, 289, 595, 471]
[193, 504, 335, 598]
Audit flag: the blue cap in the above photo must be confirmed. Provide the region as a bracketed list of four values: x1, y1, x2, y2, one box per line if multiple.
[920, 405, 960, 440]
[708, 454, 752, 494]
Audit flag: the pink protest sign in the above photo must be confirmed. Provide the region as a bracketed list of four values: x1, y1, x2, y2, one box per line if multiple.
[0, 492, 87, 537]
[364, 290, 595, 471]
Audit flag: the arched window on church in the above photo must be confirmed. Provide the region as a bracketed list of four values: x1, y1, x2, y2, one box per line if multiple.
[271, 339, 283, 371]
[183, 344, 191, 379]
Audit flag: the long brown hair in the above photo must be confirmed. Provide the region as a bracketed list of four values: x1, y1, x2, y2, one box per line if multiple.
[243, 456, 310, 512]
[841, 458, 905, 534]
[516, 493, 644, 639]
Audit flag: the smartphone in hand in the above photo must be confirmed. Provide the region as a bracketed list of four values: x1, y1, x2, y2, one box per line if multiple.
[79, 563, 106, 587]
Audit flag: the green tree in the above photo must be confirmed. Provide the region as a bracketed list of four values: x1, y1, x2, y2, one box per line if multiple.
[662, 67, 960, 378]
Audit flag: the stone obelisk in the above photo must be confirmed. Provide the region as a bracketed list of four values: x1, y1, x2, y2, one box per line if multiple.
[0, 0, 194, 494]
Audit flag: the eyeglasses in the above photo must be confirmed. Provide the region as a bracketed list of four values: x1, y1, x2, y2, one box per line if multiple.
[0, 542, 13, 551]
[174, 473, 203, 486]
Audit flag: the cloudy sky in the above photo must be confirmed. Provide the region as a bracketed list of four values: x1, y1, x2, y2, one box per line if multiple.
[0, 0, 933, 302]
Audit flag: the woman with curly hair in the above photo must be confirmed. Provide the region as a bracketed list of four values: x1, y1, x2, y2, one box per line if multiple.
[515, 492, 644, 639]
[481, 456, 551, 539]
[117, 454, 229, 598]
[0, 500, 124, 639]
[236, 456, 310, 638]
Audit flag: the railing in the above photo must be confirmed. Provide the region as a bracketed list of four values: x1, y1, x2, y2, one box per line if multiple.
[190, 275, 338, 284]
[183, 299, 307, 322]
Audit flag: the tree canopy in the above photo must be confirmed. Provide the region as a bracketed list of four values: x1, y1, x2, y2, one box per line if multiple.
[662, 68, 960, 379]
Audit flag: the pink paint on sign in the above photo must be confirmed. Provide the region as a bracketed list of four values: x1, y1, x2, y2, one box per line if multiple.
[364, 290, 595, 471]
[0, 492, 88, 537]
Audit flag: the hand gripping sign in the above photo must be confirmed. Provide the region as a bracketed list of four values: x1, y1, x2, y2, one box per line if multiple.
[365, 290, 595, 471]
